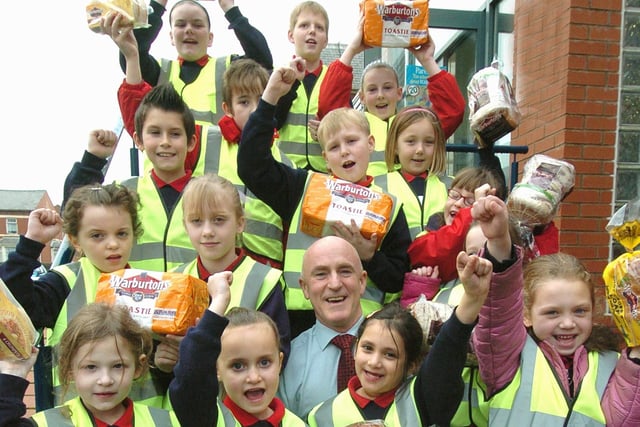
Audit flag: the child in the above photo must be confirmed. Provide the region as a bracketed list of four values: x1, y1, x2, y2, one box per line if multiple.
[109, 0, 273, 127]
[306, 258, 491, 427]
[407, 167, 502, 284]
[238, 60, 412, 336]
[109, 17, 289, 267]
[470, 194, 640, 426]
[274, 1, 336, 172]
[0, 303, 180, 426]
[173, 173, 291, 363]
[374, 105, 452, 240]
[320, 18, 466, 177]
[0, 184, 168, 408]
[63, 84, 198, 272]
[168, 271, 306, 426]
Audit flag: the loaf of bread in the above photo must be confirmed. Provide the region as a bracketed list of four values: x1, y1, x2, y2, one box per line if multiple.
[86, 0, 149, 33]
[0, 279, 38, 360]
[361, 0, 429, 48]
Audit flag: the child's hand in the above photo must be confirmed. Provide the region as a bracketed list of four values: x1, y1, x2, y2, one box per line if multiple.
[408, 37, 439, 76]
[88, 129, 118, 159]
[207, 271, 232, 316]
[24, 208, 62, 245]
[0, 347, 38, 379]
[101, 12, 139, 59]
[262, 61, 305, 105]
[472, 195, 511, 261]
[308, 118, 320, 141]
[474, 183, 496, 201]
[331, 219, 377, 262]
[218, 0, 235, 13]
[153, 334, 182, 374]
[455, 251, 492, 324]
[411, 265, 439, 279]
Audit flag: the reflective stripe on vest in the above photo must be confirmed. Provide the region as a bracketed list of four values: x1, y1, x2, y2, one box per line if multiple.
[308, 378, 420, 426]
[30, 397, 179, 426]
[276, 66, 327, 172]
[365, 111, 394, 177]
[193, 126, 286, 262]
[489, 335, 619, 426]
[158, 56, 230, 127]
[121, 176, 196, 271]
[375, 171, 450, 240]
[174, 256, 282, 311]
[433, 278, 465, 306]
[283, 173, 399, 314]
[449, 366, 490, 427]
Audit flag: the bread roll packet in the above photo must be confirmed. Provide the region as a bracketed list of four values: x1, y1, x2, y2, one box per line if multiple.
[87, 0, 151, 33]
[0, 278, 39, 360]
[467, 60, 521, 147]
[96, 269, 208, 336]
[360, 0, 429, 48]
[603, 251, 640, 347]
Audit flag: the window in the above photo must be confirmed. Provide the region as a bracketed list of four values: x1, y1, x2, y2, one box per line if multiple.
[6, 218, 17, 234]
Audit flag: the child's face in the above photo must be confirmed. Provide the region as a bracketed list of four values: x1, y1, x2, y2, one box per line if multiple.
[464, 225, 486, 256]
[395, 118, 435, 176]
[222, 90, 261, 132]
[359, 68, 403, 121]
[72, 335, 144, 424]
[218, 323, 283, 420]
[524, 278, 593, 356]
[443, 186, 475, 225]
[69, 205, 134, 273]
[322, 124, 374, 183]
[134, 108, 195, 183]
[288, 10, 328, 64]
[354, 320, 407, 399]
[169, 2, 213, 61]
[184, 201, 244, 270]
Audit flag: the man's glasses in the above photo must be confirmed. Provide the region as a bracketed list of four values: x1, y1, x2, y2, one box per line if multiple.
[447, 189, 475, 207]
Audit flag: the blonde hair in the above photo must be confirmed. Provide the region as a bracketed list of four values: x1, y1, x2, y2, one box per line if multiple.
[182, 173, 244, 222]
[385, 106, 446, 174]
[289, 1, 329, 34]
[317, 107, 370, 150]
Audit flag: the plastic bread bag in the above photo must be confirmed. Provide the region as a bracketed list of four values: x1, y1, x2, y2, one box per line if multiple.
[96, 269, 208, 336]
[87, 0, 151, 33]
[606, 197, 640, 252]
[0, 278, 39, 360]
[345, 421, 388, 427]
[467, 60, 521, 147]
[360, 0, 429, 48]
[603, 250, 640, 347]
[507, 155, 575, 228]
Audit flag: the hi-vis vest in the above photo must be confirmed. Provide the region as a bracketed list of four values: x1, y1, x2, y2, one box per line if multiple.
[210, 401, 306, 427]
[121, 175, 196, 272]
[276, 66, 327, 172]
[374, 171, 451, 240]
[365, 111, 394, 177]
[49, 259, 166, 408]
[283, 173, 400, 315]
[308, 377, 420, 426]
[174, 255, 283, 311]
[433, 278, 464, 306]
[488, 335, 619, 426]
[158, 56, 231, 127]
[192, 125, 291, 263]
[30, 396, 179, 426]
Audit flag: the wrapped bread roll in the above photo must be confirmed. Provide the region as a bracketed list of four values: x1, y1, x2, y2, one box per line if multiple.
[0, 279, 38, 360]
[87, 0, 150, 33]
[603, 251, 640, 347]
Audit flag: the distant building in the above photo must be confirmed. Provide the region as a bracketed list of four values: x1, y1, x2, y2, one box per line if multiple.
[0, 189, 61, 266]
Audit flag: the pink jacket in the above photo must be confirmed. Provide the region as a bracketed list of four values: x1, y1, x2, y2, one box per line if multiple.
[473, 248, 640, 426]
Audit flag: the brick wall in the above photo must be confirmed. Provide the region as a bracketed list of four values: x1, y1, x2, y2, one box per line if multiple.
[512, 0, 622, 328]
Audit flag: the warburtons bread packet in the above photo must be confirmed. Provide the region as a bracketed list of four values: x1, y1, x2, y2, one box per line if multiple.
[87, 0, 151, 33]
[96, 269, 208, 336]
[360, 0, 429, 48]
[0, 278, 39, 360]
[301, 174, 395, 249]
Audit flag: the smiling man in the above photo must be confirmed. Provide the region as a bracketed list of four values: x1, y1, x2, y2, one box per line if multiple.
[277, 236, 366, 420]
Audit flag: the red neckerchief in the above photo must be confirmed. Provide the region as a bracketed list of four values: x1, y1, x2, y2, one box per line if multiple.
[401, 171, 427, 183]
[177, 55, 210, 67]
[150, 169, 193, 192]
[196, 248, 244, 280]
[219, 115, 242, 144]
[348, 376, 398, 409]
[93, 398, 134, 427]
[331, 174, 374, 188]
[223, 395, 285, 427]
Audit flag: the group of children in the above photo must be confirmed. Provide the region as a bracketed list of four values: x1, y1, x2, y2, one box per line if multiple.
[1, 0, 639, 426]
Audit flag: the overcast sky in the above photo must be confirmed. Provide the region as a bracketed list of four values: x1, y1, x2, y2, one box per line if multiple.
[1, 0, 480, 206]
